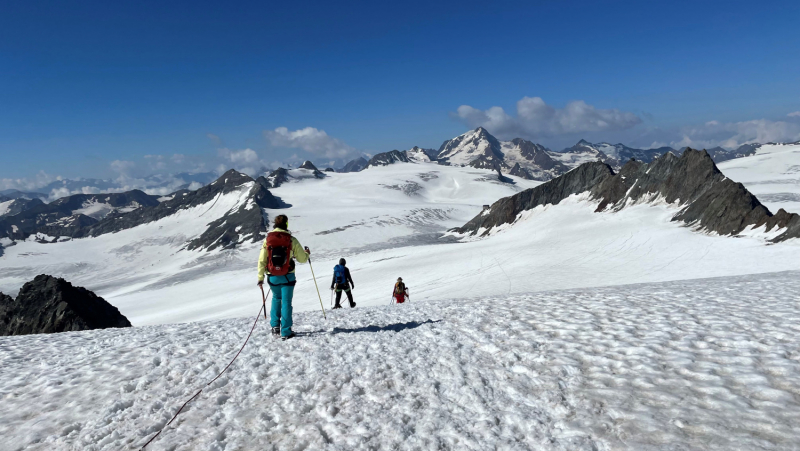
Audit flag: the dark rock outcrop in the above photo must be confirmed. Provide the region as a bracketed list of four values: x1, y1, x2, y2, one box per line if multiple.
[264, 168, 291, 188]
[340, 157, 369, 173]
[457, 149, 800, 243]
[0, 275, 131, 336]
[469, 155, 505, 172]
[456, 162, 613, 234]
[298, 161, 326, 178]
[508, 163, 535, 180]
[367, 150, 410, 167]
[324, 167, 335, 172]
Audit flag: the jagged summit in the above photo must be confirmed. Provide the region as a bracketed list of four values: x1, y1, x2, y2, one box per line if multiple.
[299, 160, 319, 171]
[367, 150, 410, 168]
[457, 148, 800, 242]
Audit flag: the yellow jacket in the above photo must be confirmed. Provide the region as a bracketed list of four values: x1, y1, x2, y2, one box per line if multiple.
[257, 228, 309, 282]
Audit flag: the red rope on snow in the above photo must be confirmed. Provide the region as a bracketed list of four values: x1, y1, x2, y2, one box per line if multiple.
[140, 289, 269, 449]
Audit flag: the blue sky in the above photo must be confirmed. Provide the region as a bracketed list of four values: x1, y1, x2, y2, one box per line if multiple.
[2, 0, 800, 187]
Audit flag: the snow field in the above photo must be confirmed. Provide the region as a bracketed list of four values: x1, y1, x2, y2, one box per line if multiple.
[717, 143, 800, 214]
[2, 271, 799, 450]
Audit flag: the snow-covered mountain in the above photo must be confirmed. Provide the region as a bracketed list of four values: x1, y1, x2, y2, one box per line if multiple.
[458, 148, 800, 243]
[436, 129, 656, 180]
[0, 190, 161, 241]
[0, 189, 49, 201]
[0, 197, 45, 219]
[2, 135, 800, 450]
[339, 156, 369, 173]
[404, 146, 438, 163]
[718, 142, 800, 214]
[366, 150, 410, 167]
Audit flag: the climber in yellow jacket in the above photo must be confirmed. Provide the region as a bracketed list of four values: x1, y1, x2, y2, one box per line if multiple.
[257, 214, 309, 340]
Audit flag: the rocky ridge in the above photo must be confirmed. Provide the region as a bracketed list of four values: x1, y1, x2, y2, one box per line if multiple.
[456, 149, 800, 243]
[0, 275, 131, 336]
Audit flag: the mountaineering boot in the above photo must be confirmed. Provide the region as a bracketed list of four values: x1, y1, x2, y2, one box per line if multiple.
[349, 300, 356, 308]
[271, 327, 280, 337]
[282, 332, 296, 341]
[333, 303, 342, 309]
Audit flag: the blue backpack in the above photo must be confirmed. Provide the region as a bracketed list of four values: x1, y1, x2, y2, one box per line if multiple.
[333, 265, 347, 284]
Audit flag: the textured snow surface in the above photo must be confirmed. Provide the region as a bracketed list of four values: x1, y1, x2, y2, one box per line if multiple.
[2, 271, 800, 450]
[718, 143, 800, 214]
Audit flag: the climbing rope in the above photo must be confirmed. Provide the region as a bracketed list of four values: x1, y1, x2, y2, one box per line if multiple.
[140, 288, 270, 449]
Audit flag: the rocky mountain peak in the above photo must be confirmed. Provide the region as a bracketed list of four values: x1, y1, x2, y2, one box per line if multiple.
[0, 275, 131, 336]
[299, 160, 319, 171]
[458, 148, 800, 243]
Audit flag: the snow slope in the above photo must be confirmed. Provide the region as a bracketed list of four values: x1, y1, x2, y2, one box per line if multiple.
[2, 271, 800, 450]
[1, 161, 799, 326]
[717, 143, 800, 214]
[0, 164, 538, 325]
[0, 199, 12, 217]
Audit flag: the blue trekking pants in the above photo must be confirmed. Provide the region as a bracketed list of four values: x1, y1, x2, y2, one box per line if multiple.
[268, 274, 296, 337]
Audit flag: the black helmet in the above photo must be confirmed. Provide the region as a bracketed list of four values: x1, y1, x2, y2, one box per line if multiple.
[339, 258, 346, 265]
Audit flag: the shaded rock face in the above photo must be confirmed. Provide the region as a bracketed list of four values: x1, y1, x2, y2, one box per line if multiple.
[456, 162, 614, 234]
[0, 190, 159, 240]
[264, 168, 291, 188]
[469, 155, 503, 171]
[367, 150, 410, 167]
[508, 163, 534, 180]
[340, 157, 368, 173]
[509, 138, 569, 173]
[297, 161, 326, 178]
[593, 149, 800, 241]
[0, 275, 131, 336]
[458, 149, 800, 243]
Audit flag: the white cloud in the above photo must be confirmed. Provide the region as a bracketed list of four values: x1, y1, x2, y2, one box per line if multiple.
[215, 148, 266, 176]
[788, 111, 800, 118]
[670, 118, 800, 149]
[0, 171, 59, 192]
[454, 96, 642, 140]
[110, 160, 135, 174]
[265, 127, 356, 159]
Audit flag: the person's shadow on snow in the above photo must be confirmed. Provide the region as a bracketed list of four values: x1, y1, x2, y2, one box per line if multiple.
[295, 320, 441, 337]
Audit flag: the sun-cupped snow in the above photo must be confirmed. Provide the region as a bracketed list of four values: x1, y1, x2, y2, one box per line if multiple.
[2, 271, 800, 450]
[717, 142, 800, 214]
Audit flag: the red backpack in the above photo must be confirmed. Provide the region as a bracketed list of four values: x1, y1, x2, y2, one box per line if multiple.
[266, 231, 293, 276]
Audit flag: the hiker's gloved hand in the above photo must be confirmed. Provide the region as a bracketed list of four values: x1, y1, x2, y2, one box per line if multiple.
[257, 280, 263, 287]
[304, 246, 311, 254]
[330, 286, 334, 290]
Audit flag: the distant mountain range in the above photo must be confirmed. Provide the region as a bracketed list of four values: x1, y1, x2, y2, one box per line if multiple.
[0, 170, 284, 251]
[4, 172, 220, 201]
[337, 127, 770, 181]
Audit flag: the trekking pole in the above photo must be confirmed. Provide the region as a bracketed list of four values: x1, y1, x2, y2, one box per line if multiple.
[306, 256, 327, 320]
[259, 285, 268, 319]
